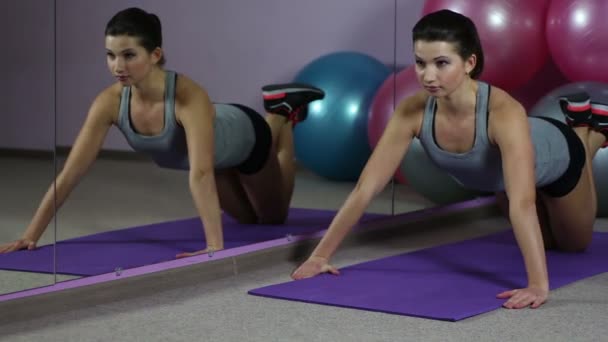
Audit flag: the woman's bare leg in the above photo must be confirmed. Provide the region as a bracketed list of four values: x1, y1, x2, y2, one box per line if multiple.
[214, 170, 257, 224]
[238, 84, 324, 224]
[540, 127, 605, 251]
[238, 114, 294, 224]
[276, 122, 296, 204]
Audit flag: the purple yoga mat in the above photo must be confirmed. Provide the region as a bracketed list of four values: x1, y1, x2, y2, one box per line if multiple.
[0, 208, 385, 276]
[249, 230, 608, 321]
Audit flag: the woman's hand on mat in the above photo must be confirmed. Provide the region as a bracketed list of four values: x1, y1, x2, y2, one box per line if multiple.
[496, 286, 548, 309]
[0, 238, 37, 253]
[175, 246, 223, 259]
[291, 256, 340, 280]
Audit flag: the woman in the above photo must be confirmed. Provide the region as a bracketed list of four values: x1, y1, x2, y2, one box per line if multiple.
[292, 9, 607, 310]
[0, 7, 324, 257]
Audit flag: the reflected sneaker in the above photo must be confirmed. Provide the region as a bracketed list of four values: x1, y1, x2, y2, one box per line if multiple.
[262, 83, 325, 125]
[559, 92, 592, 127]
[591, 102, 608, 148]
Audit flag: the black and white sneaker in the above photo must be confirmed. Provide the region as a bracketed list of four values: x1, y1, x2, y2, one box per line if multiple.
[591, 102, 608, 148]
[262, 83, 325, 124]
[559, 92, 592, 127]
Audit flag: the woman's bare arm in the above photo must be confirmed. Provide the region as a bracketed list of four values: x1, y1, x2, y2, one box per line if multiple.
[292, 95, 425, 278]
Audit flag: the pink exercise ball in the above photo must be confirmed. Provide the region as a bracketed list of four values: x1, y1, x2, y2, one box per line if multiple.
[368, 66, 419, 148]
[422, 0, 549, 91]
[546, 0, 608, 83]
[368, 66, 420, 184]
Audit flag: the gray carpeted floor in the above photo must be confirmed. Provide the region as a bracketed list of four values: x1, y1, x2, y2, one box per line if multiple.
[1, 156, 607, 342]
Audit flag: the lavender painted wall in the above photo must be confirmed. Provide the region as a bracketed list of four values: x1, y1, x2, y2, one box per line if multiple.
[2, 0, 426, 151]
[0, 0, 55, 150]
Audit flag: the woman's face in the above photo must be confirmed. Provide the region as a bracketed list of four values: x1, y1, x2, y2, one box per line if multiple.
[105, 35, 161, 85]
[413, 40, 475, 97]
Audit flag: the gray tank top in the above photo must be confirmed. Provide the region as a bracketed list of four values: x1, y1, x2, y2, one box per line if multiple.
[418, 81, 570, 192]
[116, 71, 255, 170]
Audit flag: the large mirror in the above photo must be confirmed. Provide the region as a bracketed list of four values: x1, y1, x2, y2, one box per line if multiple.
[48, 0, 404, 283]
[0, 0, 57, 294]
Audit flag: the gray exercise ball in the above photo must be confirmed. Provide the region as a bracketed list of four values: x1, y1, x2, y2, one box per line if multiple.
[529, 81, 608, 217]
[400, 138, 485, 205]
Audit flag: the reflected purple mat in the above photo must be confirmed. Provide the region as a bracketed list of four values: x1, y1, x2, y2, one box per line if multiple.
[0, 208, 385, 276]
[249, 230, 608, 321]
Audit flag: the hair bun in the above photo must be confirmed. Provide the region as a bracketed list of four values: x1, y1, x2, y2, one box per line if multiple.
[149, 13, 161, 26]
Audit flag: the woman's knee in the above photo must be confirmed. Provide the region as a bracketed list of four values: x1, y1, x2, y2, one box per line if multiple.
[554, 229, 593, 253]
[228, 211, 258, 225]
[556, 239, 591, 253]
[257, 206, 289, 225]
[258, 215, 287, 225]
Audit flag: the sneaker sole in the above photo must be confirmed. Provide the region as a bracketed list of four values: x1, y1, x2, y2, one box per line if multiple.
[591, 103, 608, 115]
[592, 103, 608, 131]
[262, 84, 324, 98]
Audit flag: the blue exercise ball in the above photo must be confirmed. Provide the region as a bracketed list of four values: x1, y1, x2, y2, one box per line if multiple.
[293, 51, 391, 181]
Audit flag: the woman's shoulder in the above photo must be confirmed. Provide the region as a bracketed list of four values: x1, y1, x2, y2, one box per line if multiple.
[88, 83, 123, 119]
[95, 82, 123, 101]
[485, 82, 528, 142]
[171, 71, 214, 124]
[390, 90, 428, 137]
[396, 89, 429, 118]
[173, 71, 209, 103]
